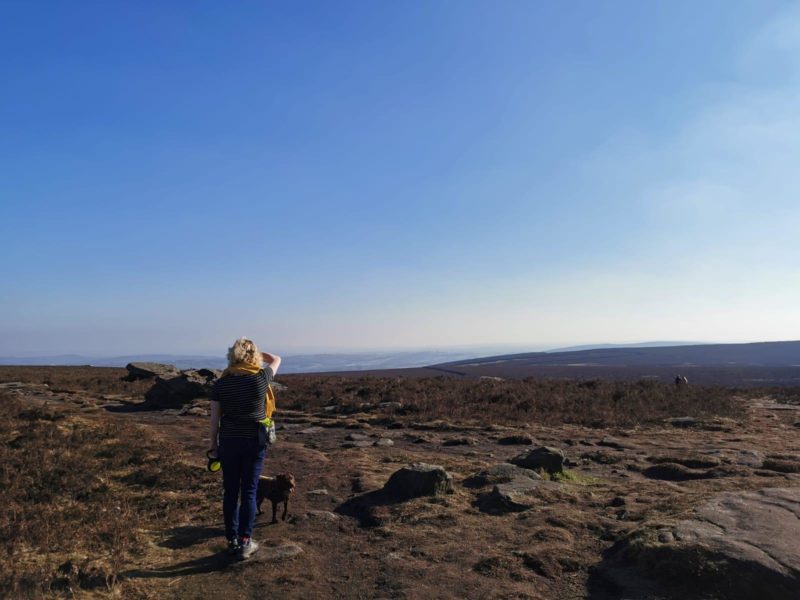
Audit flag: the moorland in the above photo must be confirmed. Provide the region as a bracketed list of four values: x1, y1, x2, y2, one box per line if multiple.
[1, 365, 799, 599]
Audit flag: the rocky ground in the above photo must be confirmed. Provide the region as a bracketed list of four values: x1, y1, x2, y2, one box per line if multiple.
[1, 367, 799, 599]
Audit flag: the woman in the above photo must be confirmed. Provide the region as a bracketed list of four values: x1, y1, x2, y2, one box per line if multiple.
[208, 338, 281, 560]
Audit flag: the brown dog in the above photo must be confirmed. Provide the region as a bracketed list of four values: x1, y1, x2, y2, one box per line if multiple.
[256, 473, 296, 523]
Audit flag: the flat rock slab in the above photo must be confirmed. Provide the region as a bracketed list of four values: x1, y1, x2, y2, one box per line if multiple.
[602, 487, 800, 600]
[477, 477, 552, 514]
[463, 463, 542, 488]
[299, 427, 325, 435]
[125, 362, 181, 380]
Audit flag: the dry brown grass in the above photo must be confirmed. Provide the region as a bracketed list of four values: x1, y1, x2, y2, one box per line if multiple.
[0, 366, 152, 397]
[280, 375, 747, 427]
[0, 392, 215, 597]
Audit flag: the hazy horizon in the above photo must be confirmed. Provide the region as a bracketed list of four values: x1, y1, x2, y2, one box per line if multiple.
[1, 338, 784, 361]
[3, 2, 799, 356]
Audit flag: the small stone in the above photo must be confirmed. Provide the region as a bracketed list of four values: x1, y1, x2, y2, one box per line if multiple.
[658, 530, 675, 543]
[342, 441, 373, 449]
[307, 489, 329, 496]
[374, 438, 394, 447]
[378, 402, 403, 410]
[497, 435, 534, 445]
[306, 510, 339, 521]
[668, 417, 698, 428]
[345, 433, 371, 441]
[442, 437, 477, 447]
[598, 437, 635, 450]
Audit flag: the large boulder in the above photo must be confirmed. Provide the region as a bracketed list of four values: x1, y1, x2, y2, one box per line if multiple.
[125, 362, 180, 381]
[144, 369, 218, 407]
[510, 446, 565, 474]
[597, 487, 800, 600]
[382, 463, 453, 501]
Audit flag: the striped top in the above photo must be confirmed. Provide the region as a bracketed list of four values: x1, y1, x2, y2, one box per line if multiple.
[212, 367, 273, 439]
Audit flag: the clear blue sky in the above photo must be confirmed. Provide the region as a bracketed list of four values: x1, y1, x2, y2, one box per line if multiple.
[2, 1, 799, 356]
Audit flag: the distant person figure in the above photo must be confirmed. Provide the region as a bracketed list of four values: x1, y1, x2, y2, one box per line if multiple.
[674, 375, 689, 387]
[208, 338, 281, 560]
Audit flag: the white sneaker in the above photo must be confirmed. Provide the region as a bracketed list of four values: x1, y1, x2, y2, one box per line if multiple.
[237, 538, 259, 560]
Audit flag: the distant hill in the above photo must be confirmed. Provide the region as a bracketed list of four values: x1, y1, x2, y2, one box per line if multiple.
[394, 340, 800, 387]
[547, 341, 703, 353]
[437, 340, 800, 369]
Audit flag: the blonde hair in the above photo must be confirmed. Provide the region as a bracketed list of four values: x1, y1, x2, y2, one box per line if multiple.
[227, 337, 263, 368]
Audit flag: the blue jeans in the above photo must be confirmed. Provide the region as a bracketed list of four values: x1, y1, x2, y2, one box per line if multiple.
[219, 436, 266, 540]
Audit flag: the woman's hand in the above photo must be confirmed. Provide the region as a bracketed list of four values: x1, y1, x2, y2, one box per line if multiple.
[261, 351, 282, 374]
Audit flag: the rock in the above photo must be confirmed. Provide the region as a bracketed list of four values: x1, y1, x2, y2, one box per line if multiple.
[648, 454, 721, 469]
[581, 450, 623, 465]
[185, 406, 207, 416]
[345, 433, 371, 441]
[442, 437, 477, 446]
[374, 438, 394, 447]
[341, 441, 373, 449]
[125, 362, 180, 381]
[306, 510, 340, 522]
[641, 463, 711, 481]
[668, 416, 698, 428]
[761, 459, 800, 474]
[510, 447, 565, 474]
[382, 463, 453, 501]
[307, 489, 329, 496]
[378, 401, 403, 411]
[601, 488, 800, 600]
[598, 437, 635, 450]
[463, 463, 542, 488]
[406, 434, 431, 444]
[299, 427, 325, 435]
[144, 368, 218, 407]
[262, 544, 303, 561]
[477, 478, 545, 513]
[0, 381, 25, 389]
[497, 435, 534, 445]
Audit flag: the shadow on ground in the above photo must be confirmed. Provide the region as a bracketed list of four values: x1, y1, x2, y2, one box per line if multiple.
[121, 552, 235, 579]
[335, 490, 407, 527]
[159, 525, 225, 550]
